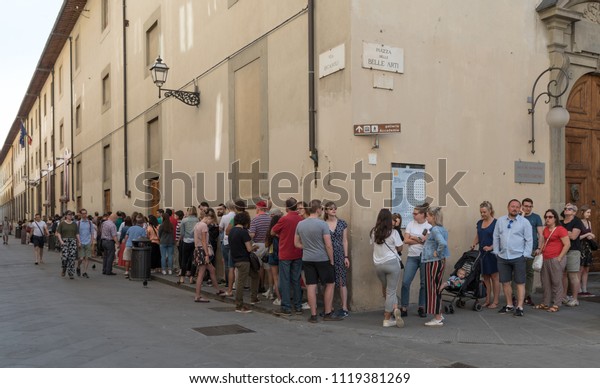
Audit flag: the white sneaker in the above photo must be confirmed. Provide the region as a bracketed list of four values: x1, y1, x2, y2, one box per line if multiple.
[262, 289, 272, 298]
[383, 319, 397, 327]
[393, 308, 405, 328]
[168, 269, 172, 275]
[272, 298, 281, 306]
[161, 270, 167, 275]
[424, 318, 444, 326]
[301, 302, 310, 310]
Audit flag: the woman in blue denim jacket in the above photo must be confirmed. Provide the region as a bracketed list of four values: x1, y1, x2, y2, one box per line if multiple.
[422, 206, 449, 326]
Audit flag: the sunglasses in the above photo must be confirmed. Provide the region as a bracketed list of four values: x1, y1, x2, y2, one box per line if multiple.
[544, 215, 555, 219]
[507, 219, 514, 229]
[564, 207, 574, 211]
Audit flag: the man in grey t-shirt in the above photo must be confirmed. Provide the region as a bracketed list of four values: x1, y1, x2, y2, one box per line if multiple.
[295, 199, 342, 323]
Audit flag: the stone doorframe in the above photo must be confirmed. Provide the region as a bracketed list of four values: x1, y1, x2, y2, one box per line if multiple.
[537, 0, 600, 210]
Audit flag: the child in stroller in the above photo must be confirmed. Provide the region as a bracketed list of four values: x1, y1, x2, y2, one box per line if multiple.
[439, 267, 469, 292]
[441, 250, 486, 314]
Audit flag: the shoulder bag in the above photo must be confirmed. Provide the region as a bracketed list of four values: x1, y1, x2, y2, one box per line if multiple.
[384, 241, 405, 269]
[533, 227, 557, 272]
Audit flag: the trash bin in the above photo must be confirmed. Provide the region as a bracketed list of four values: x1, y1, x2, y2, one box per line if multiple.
[15, 226, 21, 239]
[130, 237, 152, 281]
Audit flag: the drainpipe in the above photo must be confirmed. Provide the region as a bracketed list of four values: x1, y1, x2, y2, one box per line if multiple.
[123, 0, 131, 198]
[38, 96, 42, 215]
[51, 69, 56, 217]
[69, 36, 74, 205]
[308, 0, 318, 170]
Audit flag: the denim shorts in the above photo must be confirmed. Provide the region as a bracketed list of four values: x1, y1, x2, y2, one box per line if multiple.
[222, 244, 233, 268]
[497, 256, 526, 284]
[303, 261, 335, 285]
[268, 253, 279, 266]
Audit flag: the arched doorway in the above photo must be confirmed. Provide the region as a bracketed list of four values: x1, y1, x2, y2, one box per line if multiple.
[565, 73, 600, 271]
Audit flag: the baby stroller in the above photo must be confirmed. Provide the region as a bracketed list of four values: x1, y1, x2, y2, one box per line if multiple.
[441, 250, 486, 314]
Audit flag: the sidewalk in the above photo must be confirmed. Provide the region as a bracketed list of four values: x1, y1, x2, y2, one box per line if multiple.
[146, 255, 600, 349]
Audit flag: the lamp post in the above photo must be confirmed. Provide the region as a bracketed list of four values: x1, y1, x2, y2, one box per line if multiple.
[528, 67, 570, 154]
[149, 56, 200, 107]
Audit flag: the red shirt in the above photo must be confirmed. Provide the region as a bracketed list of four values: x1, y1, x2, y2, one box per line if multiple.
[271, 211, 303, 260]
[542, 226, 568, 259]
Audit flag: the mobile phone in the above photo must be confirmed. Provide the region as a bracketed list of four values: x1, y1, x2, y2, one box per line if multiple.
[422, 229, 428, 236]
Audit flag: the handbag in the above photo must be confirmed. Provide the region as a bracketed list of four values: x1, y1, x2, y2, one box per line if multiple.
[249, 252, 261, 272]
[534, 227, 558, 272]
[532, 253, 543, 272]
[384, 241, 405, 269]
[588, 239, 598, 251]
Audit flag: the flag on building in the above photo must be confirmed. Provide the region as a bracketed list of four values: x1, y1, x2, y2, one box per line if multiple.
[19, 122, 33, 147]
[19, 122, 26, 148]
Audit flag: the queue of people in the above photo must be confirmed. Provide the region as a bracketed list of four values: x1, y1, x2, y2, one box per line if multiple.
[17, 195, 596, 328]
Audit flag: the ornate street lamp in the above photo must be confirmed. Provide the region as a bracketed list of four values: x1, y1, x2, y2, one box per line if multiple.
[528, 67, 570, 154]
[149, 56, 200, 107]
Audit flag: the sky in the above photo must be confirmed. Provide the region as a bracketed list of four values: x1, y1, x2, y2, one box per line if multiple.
[0, 0, 64, 147]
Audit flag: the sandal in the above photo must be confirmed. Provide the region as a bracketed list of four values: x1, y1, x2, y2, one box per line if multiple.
[216, 290, 226, 296]
[194, 298, 210, 303]
[546, 305, 559, 313]
[534, 303, 549, 310]
[486, 303, 498, 309]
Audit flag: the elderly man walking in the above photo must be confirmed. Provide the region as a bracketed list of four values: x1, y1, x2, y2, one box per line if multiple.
[101, 213, 119, 275]
[493, 199, 533, 317]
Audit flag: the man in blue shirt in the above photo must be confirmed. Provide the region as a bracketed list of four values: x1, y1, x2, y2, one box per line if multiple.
[521, 198, 544, 306]
[493, 199, 533, 317]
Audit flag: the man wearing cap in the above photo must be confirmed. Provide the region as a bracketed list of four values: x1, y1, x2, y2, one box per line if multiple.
[250, 200, 272, 296]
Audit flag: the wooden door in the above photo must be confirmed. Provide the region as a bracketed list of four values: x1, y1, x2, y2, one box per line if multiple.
[104, 189, 111, 214]
[148, 178, 160, 217]
[565, 74, 600, 272]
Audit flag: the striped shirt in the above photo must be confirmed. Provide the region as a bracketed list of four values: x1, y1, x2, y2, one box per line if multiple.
[249, 213, 271, 243]
[175, 220, 181, 241]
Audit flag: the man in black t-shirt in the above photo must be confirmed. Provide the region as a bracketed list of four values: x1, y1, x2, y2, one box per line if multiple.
[561, 203, 584, 307]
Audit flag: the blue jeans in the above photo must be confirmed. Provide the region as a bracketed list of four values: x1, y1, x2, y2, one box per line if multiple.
[278, 258, 303, 311]
[160, 243, 174, 270]
[400, 255, 426, 308]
